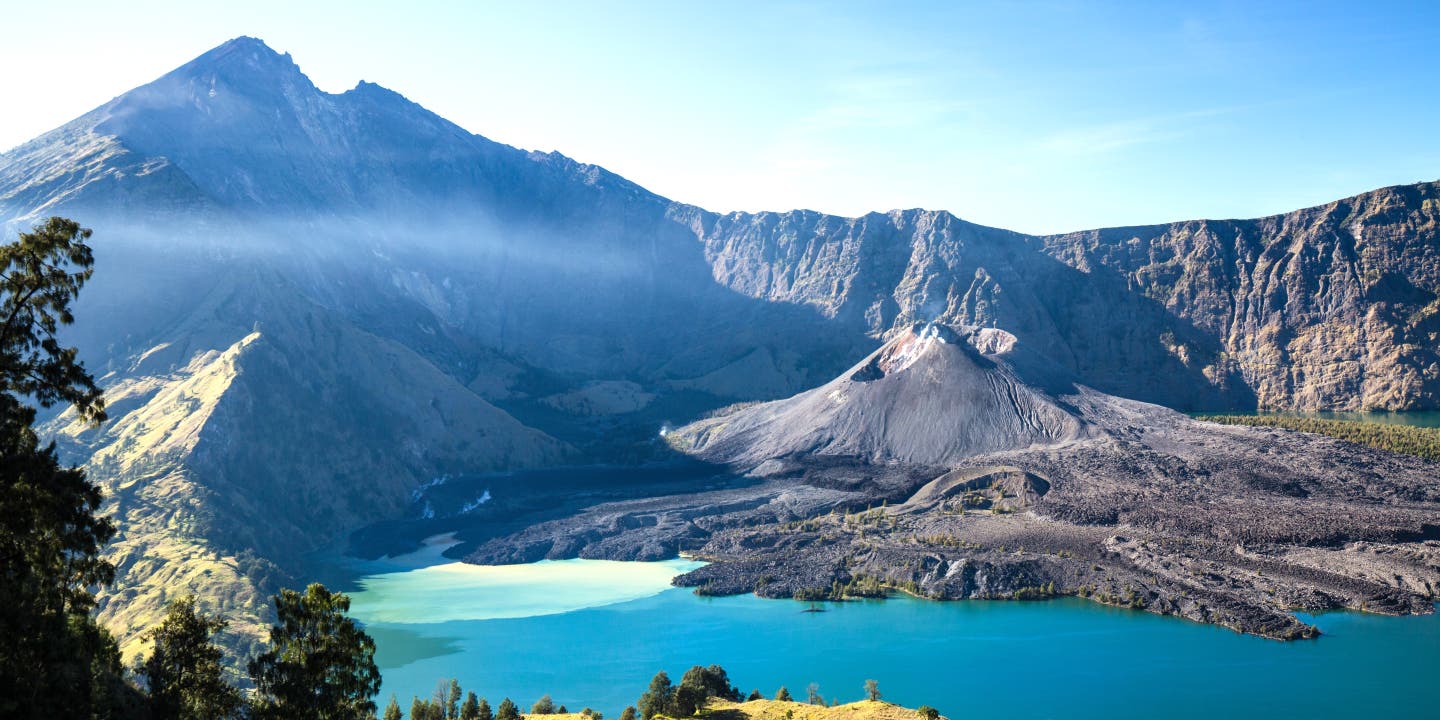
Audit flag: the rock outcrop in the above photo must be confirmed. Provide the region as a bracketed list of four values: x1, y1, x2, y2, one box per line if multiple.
[679, 187, 1440, 411]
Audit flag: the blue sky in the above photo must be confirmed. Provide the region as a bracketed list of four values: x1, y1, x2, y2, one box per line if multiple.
[2, 0, 1437, 233]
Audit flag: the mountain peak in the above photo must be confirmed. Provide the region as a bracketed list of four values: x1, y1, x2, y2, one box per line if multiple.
[171, 36, 307, 89]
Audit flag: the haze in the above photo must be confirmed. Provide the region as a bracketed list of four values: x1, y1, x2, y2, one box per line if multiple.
[2, 2, 1438, 230]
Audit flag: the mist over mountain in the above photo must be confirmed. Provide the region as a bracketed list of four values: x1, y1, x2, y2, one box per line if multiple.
[2, 36, 1438, 654]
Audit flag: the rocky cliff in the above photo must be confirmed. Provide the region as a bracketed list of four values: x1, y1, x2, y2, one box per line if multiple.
[679, 185, 1440, 411]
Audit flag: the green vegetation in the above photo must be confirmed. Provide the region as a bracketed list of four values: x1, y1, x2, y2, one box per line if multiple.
[498, 698, 521, 720]
[1198, 414, 1440, 461]
[247, 583, 382, 719]
[639, 670, 675, 720]
[0, 217, 131, 718]
[140, 596, 243, 720]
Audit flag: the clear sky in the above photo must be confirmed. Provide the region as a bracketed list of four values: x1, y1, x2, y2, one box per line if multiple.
[2, 0, 1437, 233]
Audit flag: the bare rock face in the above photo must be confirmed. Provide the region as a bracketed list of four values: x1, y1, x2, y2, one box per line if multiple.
[475, 323, 1440, 640]
[680, 186, 1440, 411]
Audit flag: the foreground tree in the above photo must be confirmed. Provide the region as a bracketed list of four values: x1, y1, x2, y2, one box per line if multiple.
[460, 691, 482, 720]
[678, 665, 739, 702]
[496, 697, 520, 720]
[141, 596, 243, 720]
[864, 679, 881, 702]
[637, 671, 674, 720]
[446, 680, 463, 720]
[0, 217, 133, 718]
[248, 583, 382, 720]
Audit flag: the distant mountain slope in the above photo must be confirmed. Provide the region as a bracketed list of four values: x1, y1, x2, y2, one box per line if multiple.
[679, 184, 1440, 411]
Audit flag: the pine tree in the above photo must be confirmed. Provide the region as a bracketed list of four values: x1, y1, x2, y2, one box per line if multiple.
[461, 692, 481, 720]
[497, 697, 521, 720]
[141, 596, 243, 720]
[248, 583, 382, 720]
[384, 695, 403, 720]
[0, 217, 130, 720]
[774, 687, 793, 702]
[477, 697, 494, 720]
[532, 694, 557, 714]
[446, 682, 463, 720]
[638, 671, 674, 720]
[747, 690, 762, 702]
[619, 706, 638, 720]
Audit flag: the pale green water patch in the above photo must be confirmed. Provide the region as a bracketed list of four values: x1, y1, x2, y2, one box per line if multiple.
[349, 557, 703, 624]
[366, 625, 465, 667]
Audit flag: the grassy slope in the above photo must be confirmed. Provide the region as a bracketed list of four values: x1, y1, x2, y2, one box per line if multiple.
[674, 700, 929, 720]
[1197, 414, 1440, 461]
[519, 700, 933, 720]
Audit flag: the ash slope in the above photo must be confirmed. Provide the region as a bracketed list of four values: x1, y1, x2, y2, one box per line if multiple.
[473, 325, 1440, 639]
[674, 324, 1090, 467]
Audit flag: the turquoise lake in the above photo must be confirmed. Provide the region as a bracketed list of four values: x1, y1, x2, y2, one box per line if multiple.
[338, 412, 1440, 718]
[339, 547, 1440, 720]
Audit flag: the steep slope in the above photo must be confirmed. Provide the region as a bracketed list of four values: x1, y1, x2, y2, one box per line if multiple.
[46, 268, 566, 658]
[1041, 184, 1440, 410]
[476, 324, 1440, 639]
[677, 183, 1440, 411]
[1, 37, 867, 395]
[672, 324, 1088, 466]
